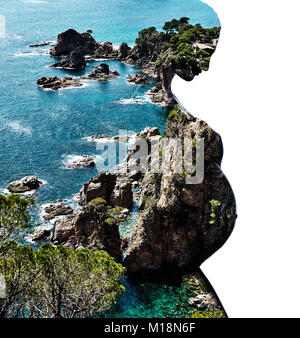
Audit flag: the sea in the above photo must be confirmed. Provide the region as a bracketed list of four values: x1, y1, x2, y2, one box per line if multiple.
[0, 0, 220, 318]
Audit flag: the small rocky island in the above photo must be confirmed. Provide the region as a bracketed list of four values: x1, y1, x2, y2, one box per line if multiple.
[50, 51, 86, 70]
[127, 74, 150, 85]
[66, 155, 96, 169]
[7, 176, 43, 193]
[84, 63, 120, 81]
[37, 76, 82, 90]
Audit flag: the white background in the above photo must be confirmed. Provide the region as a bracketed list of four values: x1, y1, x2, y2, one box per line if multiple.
[172, 0, 300, 317]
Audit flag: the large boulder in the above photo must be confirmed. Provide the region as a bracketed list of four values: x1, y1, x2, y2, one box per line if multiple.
[51, 201, 123, 260]
[50, 29, 98, 57]
[79, 172, 133, 210]
[51, 51, 86, 70]
[51, 215, 76, 244]
[79, 172, 117, 206]
[32, 228, 51, 242]
[43, 203, 74, 221]
[118, 43, 131, 59]
[7, 176, 43, 193]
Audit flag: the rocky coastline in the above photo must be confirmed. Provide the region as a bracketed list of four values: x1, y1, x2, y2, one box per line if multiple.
[39, 21, 219, 106]
[25, 20, 232, 317]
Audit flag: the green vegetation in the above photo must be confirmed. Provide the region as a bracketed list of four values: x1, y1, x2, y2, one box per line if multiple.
[90, 197, 106, 206]
[0, 243, 125, 318]
[209, 200, 221, 225]
[0, 194, 34, 251]
[135, 17, 220, 76]
[0, 195, 125, 318]
[167, 105, 180, 122]
[188, 309, 226, 318]
[89, 198, 126, 225]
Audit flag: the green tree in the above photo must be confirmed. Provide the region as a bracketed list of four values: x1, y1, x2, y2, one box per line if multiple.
[0, 244, 125, 318]
[163, 17, 190, 34]
[0, 194, 34, 251]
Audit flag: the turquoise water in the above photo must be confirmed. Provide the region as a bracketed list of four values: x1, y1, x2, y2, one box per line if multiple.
[0, 0, 219, 317]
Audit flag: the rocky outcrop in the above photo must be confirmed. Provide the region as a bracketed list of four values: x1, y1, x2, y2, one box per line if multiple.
[93, 42, 118, 59]
[79, 172, 133, 210]
[31, 228, 51, 242]
[127, 74, 150, 85]
[84, 63, 120, 82]
[51, 51, 86, 70]
[7, 176, 43, 193]
[114, 126, 161, 181]
[51, 200, 123, 260]
[37, 76, 82, 90]
[50, 29, 98, 57]
[43, 203, 74, 221]
[66, 155, 95, 169]
[123, 107, 237, 279]
[118, 43, 131, 60]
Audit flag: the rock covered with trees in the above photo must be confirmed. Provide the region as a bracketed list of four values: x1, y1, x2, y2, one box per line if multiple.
[0, 194, 125, 318]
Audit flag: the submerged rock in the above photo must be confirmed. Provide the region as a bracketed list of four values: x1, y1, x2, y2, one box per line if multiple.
[51, 51, 86, 70]
[43, 203, 74, 220]
[127, 74, 150, 85]
[7, 176, 43, 193]
[29, 41, 53, 48]
[37, 76, 82, 90]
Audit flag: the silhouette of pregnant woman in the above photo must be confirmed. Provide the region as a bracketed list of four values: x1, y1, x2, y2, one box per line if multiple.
[119, 8, 237, 317]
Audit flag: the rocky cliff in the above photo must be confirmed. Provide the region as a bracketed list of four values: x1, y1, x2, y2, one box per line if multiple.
[123, 106, 237, 279]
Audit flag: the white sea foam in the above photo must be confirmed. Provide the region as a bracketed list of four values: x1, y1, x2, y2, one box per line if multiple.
[83, 131, 136, 146]
[61, 154, 102, 170]
[12, 34, 23, 39]
[85, 57, 110, 62]
[117, 98, 146, 105]
[40, 82, 89, 92]
[6, 120, 32, 135]
[23, 0, 48, 4]
[83, 136, 115, 144]
[13, 50, 49, 57]
[0, 188, 10, 195]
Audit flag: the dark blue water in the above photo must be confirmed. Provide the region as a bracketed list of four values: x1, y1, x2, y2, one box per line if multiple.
[0, 0, 219, 318]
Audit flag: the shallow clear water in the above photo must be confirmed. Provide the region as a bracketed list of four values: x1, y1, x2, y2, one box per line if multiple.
[0, 0, 219, 318]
